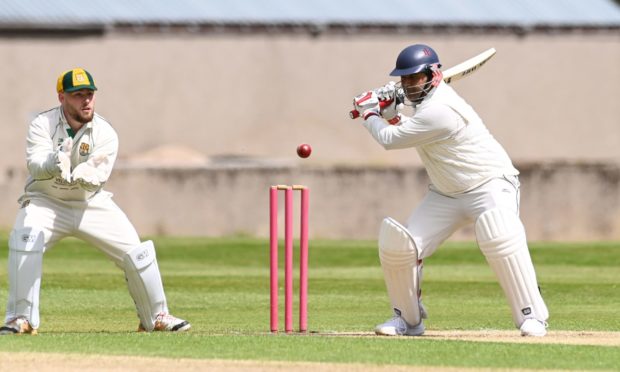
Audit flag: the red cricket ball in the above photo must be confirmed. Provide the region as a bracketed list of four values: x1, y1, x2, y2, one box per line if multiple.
[296, 143, 312, 158]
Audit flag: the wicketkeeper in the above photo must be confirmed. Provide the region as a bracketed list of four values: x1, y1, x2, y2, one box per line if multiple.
[0, 68, 190, 335]
[353, 44, 549, 337]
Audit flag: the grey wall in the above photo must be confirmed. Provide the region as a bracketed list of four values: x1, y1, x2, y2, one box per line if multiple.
[2, 162, 618, 241]
[1, 31, 619, 240]
[0, 33, 618, 173]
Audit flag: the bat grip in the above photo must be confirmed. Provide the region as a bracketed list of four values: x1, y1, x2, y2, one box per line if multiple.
[349, 99, 393, 120]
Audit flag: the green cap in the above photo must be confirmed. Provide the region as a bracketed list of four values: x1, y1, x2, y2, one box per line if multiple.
[56, 68, 97, 93]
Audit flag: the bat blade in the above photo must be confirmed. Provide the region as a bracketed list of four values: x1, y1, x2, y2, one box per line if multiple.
[442, 48, 496, 84]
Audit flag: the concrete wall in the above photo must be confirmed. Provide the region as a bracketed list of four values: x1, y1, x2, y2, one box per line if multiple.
[0, 32, 618, 178]
[2, 162, 618, 241]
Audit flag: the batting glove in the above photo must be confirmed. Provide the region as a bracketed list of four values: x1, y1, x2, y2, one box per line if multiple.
[353, 90, 380, 120]
[53, 137, 73, 182]
[376, 81, 402, 125]
[376, 81, 397, 101]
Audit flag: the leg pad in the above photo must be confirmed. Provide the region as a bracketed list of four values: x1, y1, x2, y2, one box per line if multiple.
[123, 241, 168, 331]
[475, 209, 549, 327]
[378, 217, 422, 326]
[6, 228, 45, 329]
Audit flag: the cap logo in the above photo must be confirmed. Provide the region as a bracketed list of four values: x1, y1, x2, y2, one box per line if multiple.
[72, 70, 90, 87]
[423, 48, 432, 56]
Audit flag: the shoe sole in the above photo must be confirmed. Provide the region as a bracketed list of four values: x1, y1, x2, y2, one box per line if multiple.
[171, 321, 191, 332]
[138, 322, 191, 332]
[0, 327, 37, 336]
[374, 327, 424, 336]
[375, 329, 398, 336]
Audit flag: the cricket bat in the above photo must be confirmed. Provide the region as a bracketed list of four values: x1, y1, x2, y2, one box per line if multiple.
[349, 47, 496, 119]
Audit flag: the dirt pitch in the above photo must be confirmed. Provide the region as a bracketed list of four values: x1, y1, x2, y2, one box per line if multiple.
[1, 330, 618, 372]
[316, 329, 620, 346]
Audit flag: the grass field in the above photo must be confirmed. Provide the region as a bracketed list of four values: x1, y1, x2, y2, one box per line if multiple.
[0, 234, 619, 370]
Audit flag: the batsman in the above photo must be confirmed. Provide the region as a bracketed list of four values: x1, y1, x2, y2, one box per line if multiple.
[0, 68, 190, 335]
[352, 44, 549, 337]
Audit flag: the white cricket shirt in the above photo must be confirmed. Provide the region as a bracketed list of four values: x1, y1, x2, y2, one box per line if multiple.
[363, 81, 518, 195]
[21, 107, 118, 202]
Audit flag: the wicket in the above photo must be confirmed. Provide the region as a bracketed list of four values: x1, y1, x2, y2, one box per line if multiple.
[269, 185, 309, 333]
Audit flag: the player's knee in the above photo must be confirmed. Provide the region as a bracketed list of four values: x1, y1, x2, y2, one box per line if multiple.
[379, 217, 418, 264]
[475, 208, 526, 257]
[9, 227, 45, 253]
[124, 240, 156, 271]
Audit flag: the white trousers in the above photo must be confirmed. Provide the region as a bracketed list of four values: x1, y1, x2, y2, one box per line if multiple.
[407, 176, 522, 259]
[401, 176, 549, 328]
[5, 192, 141, 326]
[12, 192, 140, 265]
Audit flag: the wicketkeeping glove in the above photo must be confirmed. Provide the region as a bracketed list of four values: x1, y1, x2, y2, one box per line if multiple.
[72, 154, 110, 191]
[53, 137, 73, 182]
[353, 90, 380, 120]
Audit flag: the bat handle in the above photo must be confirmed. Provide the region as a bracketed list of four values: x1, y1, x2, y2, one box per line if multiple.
[349, 99, 393, 120]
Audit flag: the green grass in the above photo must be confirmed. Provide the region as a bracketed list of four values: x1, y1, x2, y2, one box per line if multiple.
[0, 234, 619, 370]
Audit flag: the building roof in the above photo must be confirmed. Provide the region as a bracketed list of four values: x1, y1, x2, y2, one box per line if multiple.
[1, 0, 619, 31]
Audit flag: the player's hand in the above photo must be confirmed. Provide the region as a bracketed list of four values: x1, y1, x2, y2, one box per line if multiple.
[353, 90, 380, 120]
[75, 177, 99, 192]
[376, 81, 396, 101]
[72, 162, 100, 191]
[376, 81, 401, 125]
[54, 137, 73, 182]
[72, 154, 110, 191]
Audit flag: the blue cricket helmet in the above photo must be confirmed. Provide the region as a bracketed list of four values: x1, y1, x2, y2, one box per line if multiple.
[390, 44, 441, 76]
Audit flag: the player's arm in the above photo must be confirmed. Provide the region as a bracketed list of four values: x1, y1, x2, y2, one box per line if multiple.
[362, 104, 458, 149]
[26, 118, 69, 180]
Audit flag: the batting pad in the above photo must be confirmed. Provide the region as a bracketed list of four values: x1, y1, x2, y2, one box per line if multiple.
[475, 209, 549, 327]
[123, 241, 168, 331]
[378, 217, 422, 326]
[6, 228, 45, 329]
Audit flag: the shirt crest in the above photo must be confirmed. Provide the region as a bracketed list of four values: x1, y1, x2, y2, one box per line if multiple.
[79, 143, 90, 156]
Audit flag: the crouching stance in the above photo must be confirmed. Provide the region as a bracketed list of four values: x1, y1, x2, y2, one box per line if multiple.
[353, 45, 548, 337]
[0, 68, 189, 335]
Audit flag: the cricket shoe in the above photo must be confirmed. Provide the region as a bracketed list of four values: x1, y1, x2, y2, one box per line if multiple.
[375, 316, 424, 336]
[520, 318, 548, 337]
[0, 316, 37, 335]
[138, 312, 191, 332]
